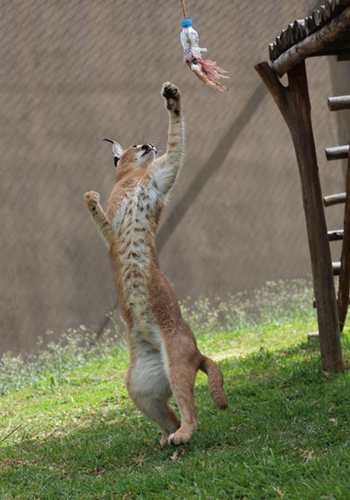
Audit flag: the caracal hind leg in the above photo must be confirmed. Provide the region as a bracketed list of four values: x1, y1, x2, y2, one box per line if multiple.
[168, 363, 198, 445]
[129, 390, 180, 446]
[166, 335, 200, 445]
[135, 396, 180, 447]
[127, 354, 180, 444]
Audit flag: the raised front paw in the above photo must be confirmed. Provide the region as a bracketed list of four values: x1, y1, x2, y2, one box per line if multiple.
[161, 82, 181, 114]
[84, 191, 100, 212]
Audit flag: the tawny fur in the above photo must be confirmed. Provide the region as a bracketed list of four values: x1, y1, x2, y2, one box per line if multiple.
[84, 82, 227, 446]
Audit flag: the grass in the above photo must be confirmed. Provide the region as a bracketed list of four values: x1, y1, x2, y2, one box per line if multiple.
[1, 281, 350, 498]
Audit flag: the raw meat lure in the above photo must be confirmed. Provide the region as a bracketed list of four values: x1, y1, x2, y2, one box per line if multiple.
[179, 1, 229, 92]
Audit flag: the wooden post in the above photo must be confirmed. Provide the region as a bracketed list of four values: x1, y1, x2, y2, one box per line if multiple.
[337, 154, 350, 331]
[255, 60, 343, 372]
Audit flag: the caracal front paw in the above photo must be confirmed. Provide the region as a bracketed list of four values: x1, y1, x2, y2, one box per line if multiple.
[84, 191, 100, 212]
[161, 82, 181, 114]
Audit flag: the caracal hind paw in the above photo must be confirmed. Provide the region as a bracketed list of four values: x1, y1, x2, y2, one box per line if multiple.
[168, 430, 192, 446]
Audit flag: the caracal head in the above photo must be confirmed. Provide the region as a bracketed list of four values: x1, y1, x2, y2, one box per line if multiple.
[103, 138, 158, 179]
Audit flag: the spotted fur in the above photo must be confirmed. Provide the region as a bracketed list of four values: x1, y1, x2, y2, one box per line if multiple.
[84, 82, 227, 447]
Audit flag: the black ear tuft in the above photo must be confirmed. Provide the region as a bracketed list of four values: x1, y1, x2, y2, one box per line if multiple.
[103, 137, 114, 144]
[114, 157, 120, 167]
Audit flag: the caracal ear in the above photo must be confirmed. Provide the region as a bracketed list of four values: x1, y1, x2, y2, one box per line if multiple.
[103, 138, 124, 167]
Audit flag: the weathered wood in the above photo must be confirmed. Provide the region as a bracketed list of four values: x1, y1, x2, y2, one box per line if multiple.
[333, 261, 341, 275]
[292, 20, 305, 45]
[308, 45, 350, 57]
[311, 47, 350, 57]
[325, 145, 349, 160]
[330, 0, 338, 14]
[328, 95, 350, 110]
[328, 229, 344, 241]
[324, 193, 347, 206]
[271, 5, 350, 62]
[313, 9, 324, 29]
[255, 61, 343, 372]
[333, 0, 350, 10]
[305, 15, 318, 35]
[337, 53, 350, 60]
[269, 43, 276, 61]
[320, 3, 333, 23]
[280, 28, 292, 50]
[320, 1, 333, 23]
[337, 155, 350, 331]
[271, 7, 350, 76]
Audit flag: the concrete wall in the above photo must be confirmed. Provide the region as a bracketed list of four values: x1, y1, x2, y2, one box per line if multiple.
[0, 0, 346, 354]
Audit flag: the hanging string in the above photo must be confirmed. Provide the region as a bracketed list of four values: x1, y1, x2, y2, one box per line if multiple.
[180, 0, 188, 19]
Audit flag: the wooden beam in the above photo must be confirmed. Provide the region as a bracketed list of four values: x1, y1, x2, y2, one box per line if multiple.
[271, 7, 350, 76]
[328, 95, 350, 110]
[325, 145, 349, 160]
[287, 43, 350, 60]
[324, 193, 347, 206]
[269, 0, 350, 63]
[336, 0, 350, 8]
[310, 47, 350, 58]
[337, 53, 350, 60]
[333, 261, 341, 275]
[328, 229, 344, 241]
[255, 61, 343, 372]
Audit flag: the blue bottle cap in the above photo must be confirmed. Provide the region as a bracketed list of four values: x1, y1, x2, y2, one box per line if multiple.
[181, 18, 193, 28]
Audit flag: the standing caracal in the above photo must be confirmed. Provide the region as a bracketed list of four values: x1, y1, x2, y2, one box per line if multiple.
[84, 82, 227, 446]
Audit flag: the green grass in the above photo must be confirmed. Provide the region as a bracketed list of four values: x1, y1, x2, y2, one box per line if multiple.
[2, 306, 350, 499]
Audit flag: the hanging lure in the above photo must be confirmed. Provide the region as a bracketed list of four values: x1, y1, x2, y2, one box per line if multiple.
[179, 0, 229, 92]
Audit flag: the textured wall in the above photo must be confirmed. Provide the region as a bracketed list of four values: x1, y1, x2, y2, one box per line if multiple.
[0, 0, 346, 354]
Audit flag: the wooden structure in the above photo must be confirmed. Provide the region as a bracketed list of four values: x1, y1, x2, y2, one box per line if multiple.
[325, 94, 350, 333]
[255, 0, 350, 372]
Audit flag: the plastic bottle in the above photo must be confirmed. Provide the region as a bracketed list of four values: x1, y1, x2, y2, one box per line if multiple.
[180, 18, 207, 62]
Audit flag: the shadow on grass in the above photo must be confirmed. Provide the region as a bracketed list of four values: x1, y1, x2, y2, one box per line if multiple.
[2, 341, 350, 496]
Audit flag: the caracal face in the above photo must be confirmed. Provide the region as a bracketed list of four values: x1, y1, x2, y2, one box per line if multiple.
[118, 143, 158, 169]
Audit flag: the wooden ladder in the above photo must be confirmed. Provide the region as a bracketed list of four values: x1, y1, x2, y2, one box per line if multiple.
[324, 95, 350, 331]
